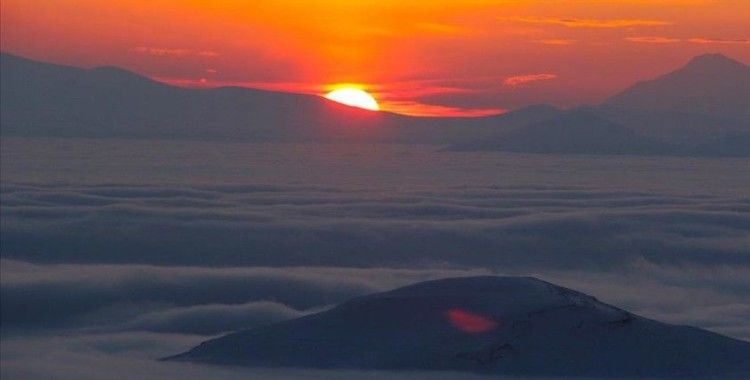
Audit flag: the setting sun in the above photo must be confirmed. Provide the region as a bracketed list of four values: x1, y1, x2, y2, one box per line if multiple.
[325, 88, 380, 111]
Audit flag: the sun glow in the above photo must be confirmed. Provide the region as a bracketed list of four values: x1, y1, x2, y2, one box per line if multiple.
[445, 309, 499, 334]
[325, 88, 380, 111]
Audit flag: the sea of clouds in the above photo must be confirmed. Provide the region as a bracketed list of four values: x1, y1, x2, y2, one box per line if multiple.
[1, 139, 748, 379]
[2, 182, 747, 269]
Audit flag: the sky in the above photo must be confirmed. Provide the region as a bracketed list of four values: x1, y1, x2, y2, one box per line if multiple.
[1, 0, 749, 115]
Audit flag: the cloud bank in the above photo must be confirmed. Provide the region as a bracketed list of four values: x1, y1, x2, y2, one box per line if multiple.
[504, 74, 558, 86]
[512, 17, 671, 28]
[2, 183, 747, 270]
[2, 332, 510, 380]
[626, 36, 749, 45]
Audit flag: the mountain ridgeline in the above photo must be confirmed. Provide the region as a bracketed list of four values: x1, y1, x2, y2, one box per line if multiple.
[168, 276, 750, 377]
[451, 54, 750, 156]
[1, 52, 748, 156]
[0, 53, 554, 144]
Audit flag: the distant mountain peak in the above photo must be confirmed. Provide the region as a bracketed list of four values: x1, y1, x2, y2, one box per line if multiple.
[682, 53, 749, 74]
[367, 276, 562, 299]
[687, 52, 746, 66]
[605, 53, 750, 119]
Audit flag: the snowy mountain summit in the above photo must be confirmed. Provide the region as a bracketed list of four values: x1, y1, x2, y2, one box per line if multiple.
[169, 276, 750, 377]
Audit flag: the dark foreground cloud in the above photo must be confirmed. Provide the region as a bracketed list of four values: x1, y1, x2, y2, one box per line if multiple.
[120, 301, 316, 335]
[0, 260, 491, 335]
[2, 183, 748, 269]
[1, 332, 511, 380]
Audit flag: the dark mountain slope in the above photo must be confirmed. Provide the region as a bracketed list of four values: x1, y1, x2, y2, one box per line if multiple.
[169, 276, 750, 377]
[605, 53, 750, 120]
[453, 54, 750, 155]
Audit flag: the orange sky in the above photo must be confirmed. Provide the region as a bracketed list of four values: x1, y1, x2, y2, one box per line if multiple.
[2, 0, 749, 116]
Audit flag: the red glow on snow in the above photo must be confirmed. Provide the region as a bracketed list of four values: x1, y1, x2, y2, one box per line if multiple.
[445, 309, 499, 333]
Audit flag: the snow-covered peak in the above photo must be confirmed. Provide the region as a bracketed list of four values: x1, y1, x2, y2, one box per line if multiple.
[351, 275, 606, 318]
[169, 276, 750, 377]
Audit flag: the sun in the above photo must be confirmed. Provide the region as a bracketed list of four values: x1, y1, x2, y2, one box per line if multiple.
[324, 87, 380, 111]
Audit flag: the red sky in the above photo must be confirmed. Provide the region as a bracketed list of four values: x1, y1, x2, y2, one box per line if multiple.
[1, 0, 748, 116]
